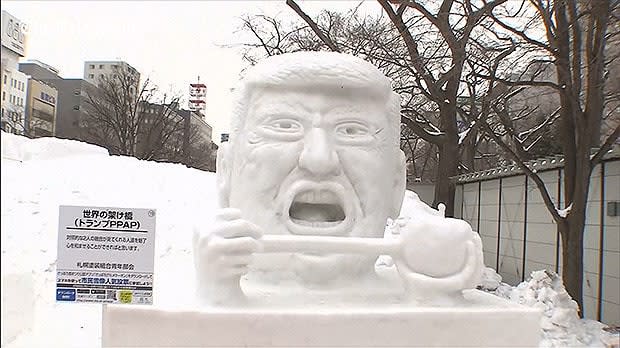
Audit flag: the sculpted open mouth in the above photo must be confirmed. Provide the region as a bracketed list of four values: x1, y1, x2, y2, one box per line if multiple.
[284, 183, 352, 236]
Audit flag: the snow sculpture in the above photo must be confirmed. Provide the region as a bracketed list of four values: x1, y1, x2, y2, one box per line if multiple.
[193, 51, 484, 304]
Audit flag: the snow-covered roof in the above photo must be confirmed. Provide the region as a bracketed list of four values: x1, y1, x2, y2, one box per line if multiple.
[452, 145, 620, 184]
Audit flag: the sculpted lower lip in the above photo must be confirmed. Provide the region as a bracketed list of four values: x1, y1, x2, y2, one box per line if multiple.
[286, 216, 350, 236]
[289, 218, 342, 228]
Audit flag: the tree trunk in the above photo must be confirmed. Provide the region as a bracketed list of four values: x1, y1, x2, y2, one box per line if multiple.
[559, 211, 585, 315]
[460, 127, 477, 172]
[433, 140, 458, 217]
[558, 140, 591, 315]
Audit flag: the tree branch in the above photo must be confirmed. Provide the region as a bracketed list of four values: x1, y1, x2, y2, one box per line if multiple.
[286, 0, 340, 52]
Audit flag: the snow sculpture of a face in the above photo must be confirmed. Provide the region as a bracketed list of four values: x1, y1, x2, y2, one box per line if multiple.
[217, 52, 406, 283]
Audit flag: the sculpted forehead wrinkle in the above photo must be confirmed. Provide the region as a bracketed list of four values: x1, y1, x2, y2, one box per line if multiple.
[248, 90, 313, 119]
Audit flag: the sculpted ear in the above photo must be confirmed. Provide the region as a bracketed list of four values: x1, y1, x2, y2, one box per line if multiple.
[391, 149, 407, 218]
[216, 143, 232, 208]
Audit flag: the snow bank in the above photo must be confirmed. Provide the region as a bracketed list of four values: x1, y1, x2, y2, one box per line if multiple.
[1, 133, 217, 347]
[1, 131, 109, 162]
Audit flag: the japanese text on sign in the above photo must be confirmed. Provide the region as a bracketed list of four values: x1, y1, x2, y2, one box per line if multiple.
[56, 205, 156, 305]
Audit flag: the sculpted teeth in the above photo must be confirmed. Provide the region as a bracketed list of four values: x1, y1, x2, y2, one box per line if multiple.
[295, 190, 339, 204]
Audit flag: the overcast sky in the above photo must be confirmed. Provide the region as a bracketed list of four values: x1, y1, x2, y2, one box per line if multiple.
[1, 1, 380, 143]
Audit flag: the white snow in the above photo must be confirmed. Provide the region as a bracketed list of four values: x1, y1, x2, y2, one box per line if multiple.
[557, 203, 573, 218]
[458, 128, 471, 145]
[488, 270, 618, 347]
[1, 131, 617, 347]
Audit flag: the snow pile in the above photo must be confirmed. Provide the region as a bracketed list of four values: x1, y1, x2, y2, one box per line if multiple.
[1, 132, 615, 347]
[477, 266, 503, 291]
[491, 269, 612, 347]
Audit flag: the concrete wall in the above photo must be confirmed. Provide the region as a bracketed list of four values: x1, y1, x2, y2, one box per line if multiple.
[456, 159, 620, 325]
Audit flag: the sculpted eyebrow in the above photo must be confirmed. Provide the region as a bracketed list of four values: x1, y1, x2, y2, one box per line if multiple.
[255, 101, 311, 116]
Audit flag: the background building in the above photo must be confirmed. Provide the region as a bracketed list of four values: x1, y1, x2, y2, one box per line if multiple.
[83, 60, 140, 90]
[1, 10, 29, 134]
[19, 61, 95, 141]
[19, 59, 60, 80]
[24, 78, 57, 137]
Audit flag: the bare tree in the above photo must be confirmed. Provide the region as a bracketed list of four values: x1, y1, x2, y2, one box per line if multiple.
[463, 0, 620, 311]
[238, 0, 510, 216]
[82, 66, 188, 162]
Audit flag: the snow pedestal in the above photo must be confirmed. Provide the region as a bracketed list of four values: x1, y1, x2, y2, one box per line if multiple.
[102, 290, 541, 347]
[1, 273, 35, 346]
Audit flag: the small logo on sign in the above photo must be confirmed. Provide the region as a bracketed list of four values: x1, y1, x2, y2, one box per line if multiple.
[56, 288, 76, 301]
[119, 290, 133, 304]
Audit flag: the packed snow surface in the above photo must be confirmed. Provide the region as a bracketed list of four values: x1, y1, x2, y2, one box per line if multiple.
[1, 132, 617, 347]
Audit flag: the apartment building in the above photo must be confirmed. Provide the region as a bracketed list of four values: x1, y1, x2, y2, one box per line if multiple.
[19, 61, 96, 141]
[83, 60, 140, 91]
[1, 10, 28, 134]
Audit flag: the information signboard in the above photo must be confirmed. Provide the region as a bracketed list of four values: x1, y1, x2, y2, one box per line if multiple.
[56, 205, 156, 305]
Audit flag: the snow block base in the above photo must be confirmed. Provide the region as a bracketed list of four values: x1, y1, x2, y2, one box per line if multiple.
[102, 290, 541, 347]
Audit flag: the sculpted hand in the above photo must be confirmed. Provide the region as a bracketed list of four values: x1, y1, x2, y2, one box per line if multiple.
[193, 208, 263, 304]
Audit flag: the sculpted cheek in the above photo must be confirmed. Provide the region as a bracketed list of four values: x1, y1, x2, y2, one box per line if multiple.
[338, 148, 393, 213]
[247, 131, 263, 145]
[241, 142, 303, 193]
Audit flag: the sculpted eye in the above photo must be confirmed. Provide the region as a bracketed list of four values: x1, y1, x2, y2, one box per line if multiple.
[260, 117, 304, 140]
[335, 122, 369, 137]
[268, 119, 301, 132]
[335, 121, 374, 145]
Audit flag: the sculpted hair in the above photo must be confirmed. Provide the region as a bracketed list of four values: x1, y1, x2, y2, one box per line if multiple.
[229, 51, 401, 149]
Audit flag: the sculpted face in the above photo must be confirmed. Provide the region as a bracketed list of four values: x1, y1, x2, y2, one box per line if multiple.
[220, 84, 404, 283]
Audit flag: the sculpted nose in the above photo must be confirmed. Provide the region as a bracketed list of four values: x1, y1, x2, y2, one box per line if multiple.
[299, 128, 341, 177]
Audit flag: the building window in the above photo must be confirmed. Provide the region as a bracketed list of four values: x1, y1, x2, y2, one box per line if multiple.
[89, 64, 95, 69]
[73, 105, 80, 111]
[88, 74, 94, 79]
[99, 64, 104, 69]
[3, 75, 6, 84]
[2, 91, 5, 101]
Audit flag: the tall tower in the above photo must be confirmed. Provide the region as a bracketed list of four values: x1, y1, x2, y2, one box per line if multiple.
[188, 76, 206, 118]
